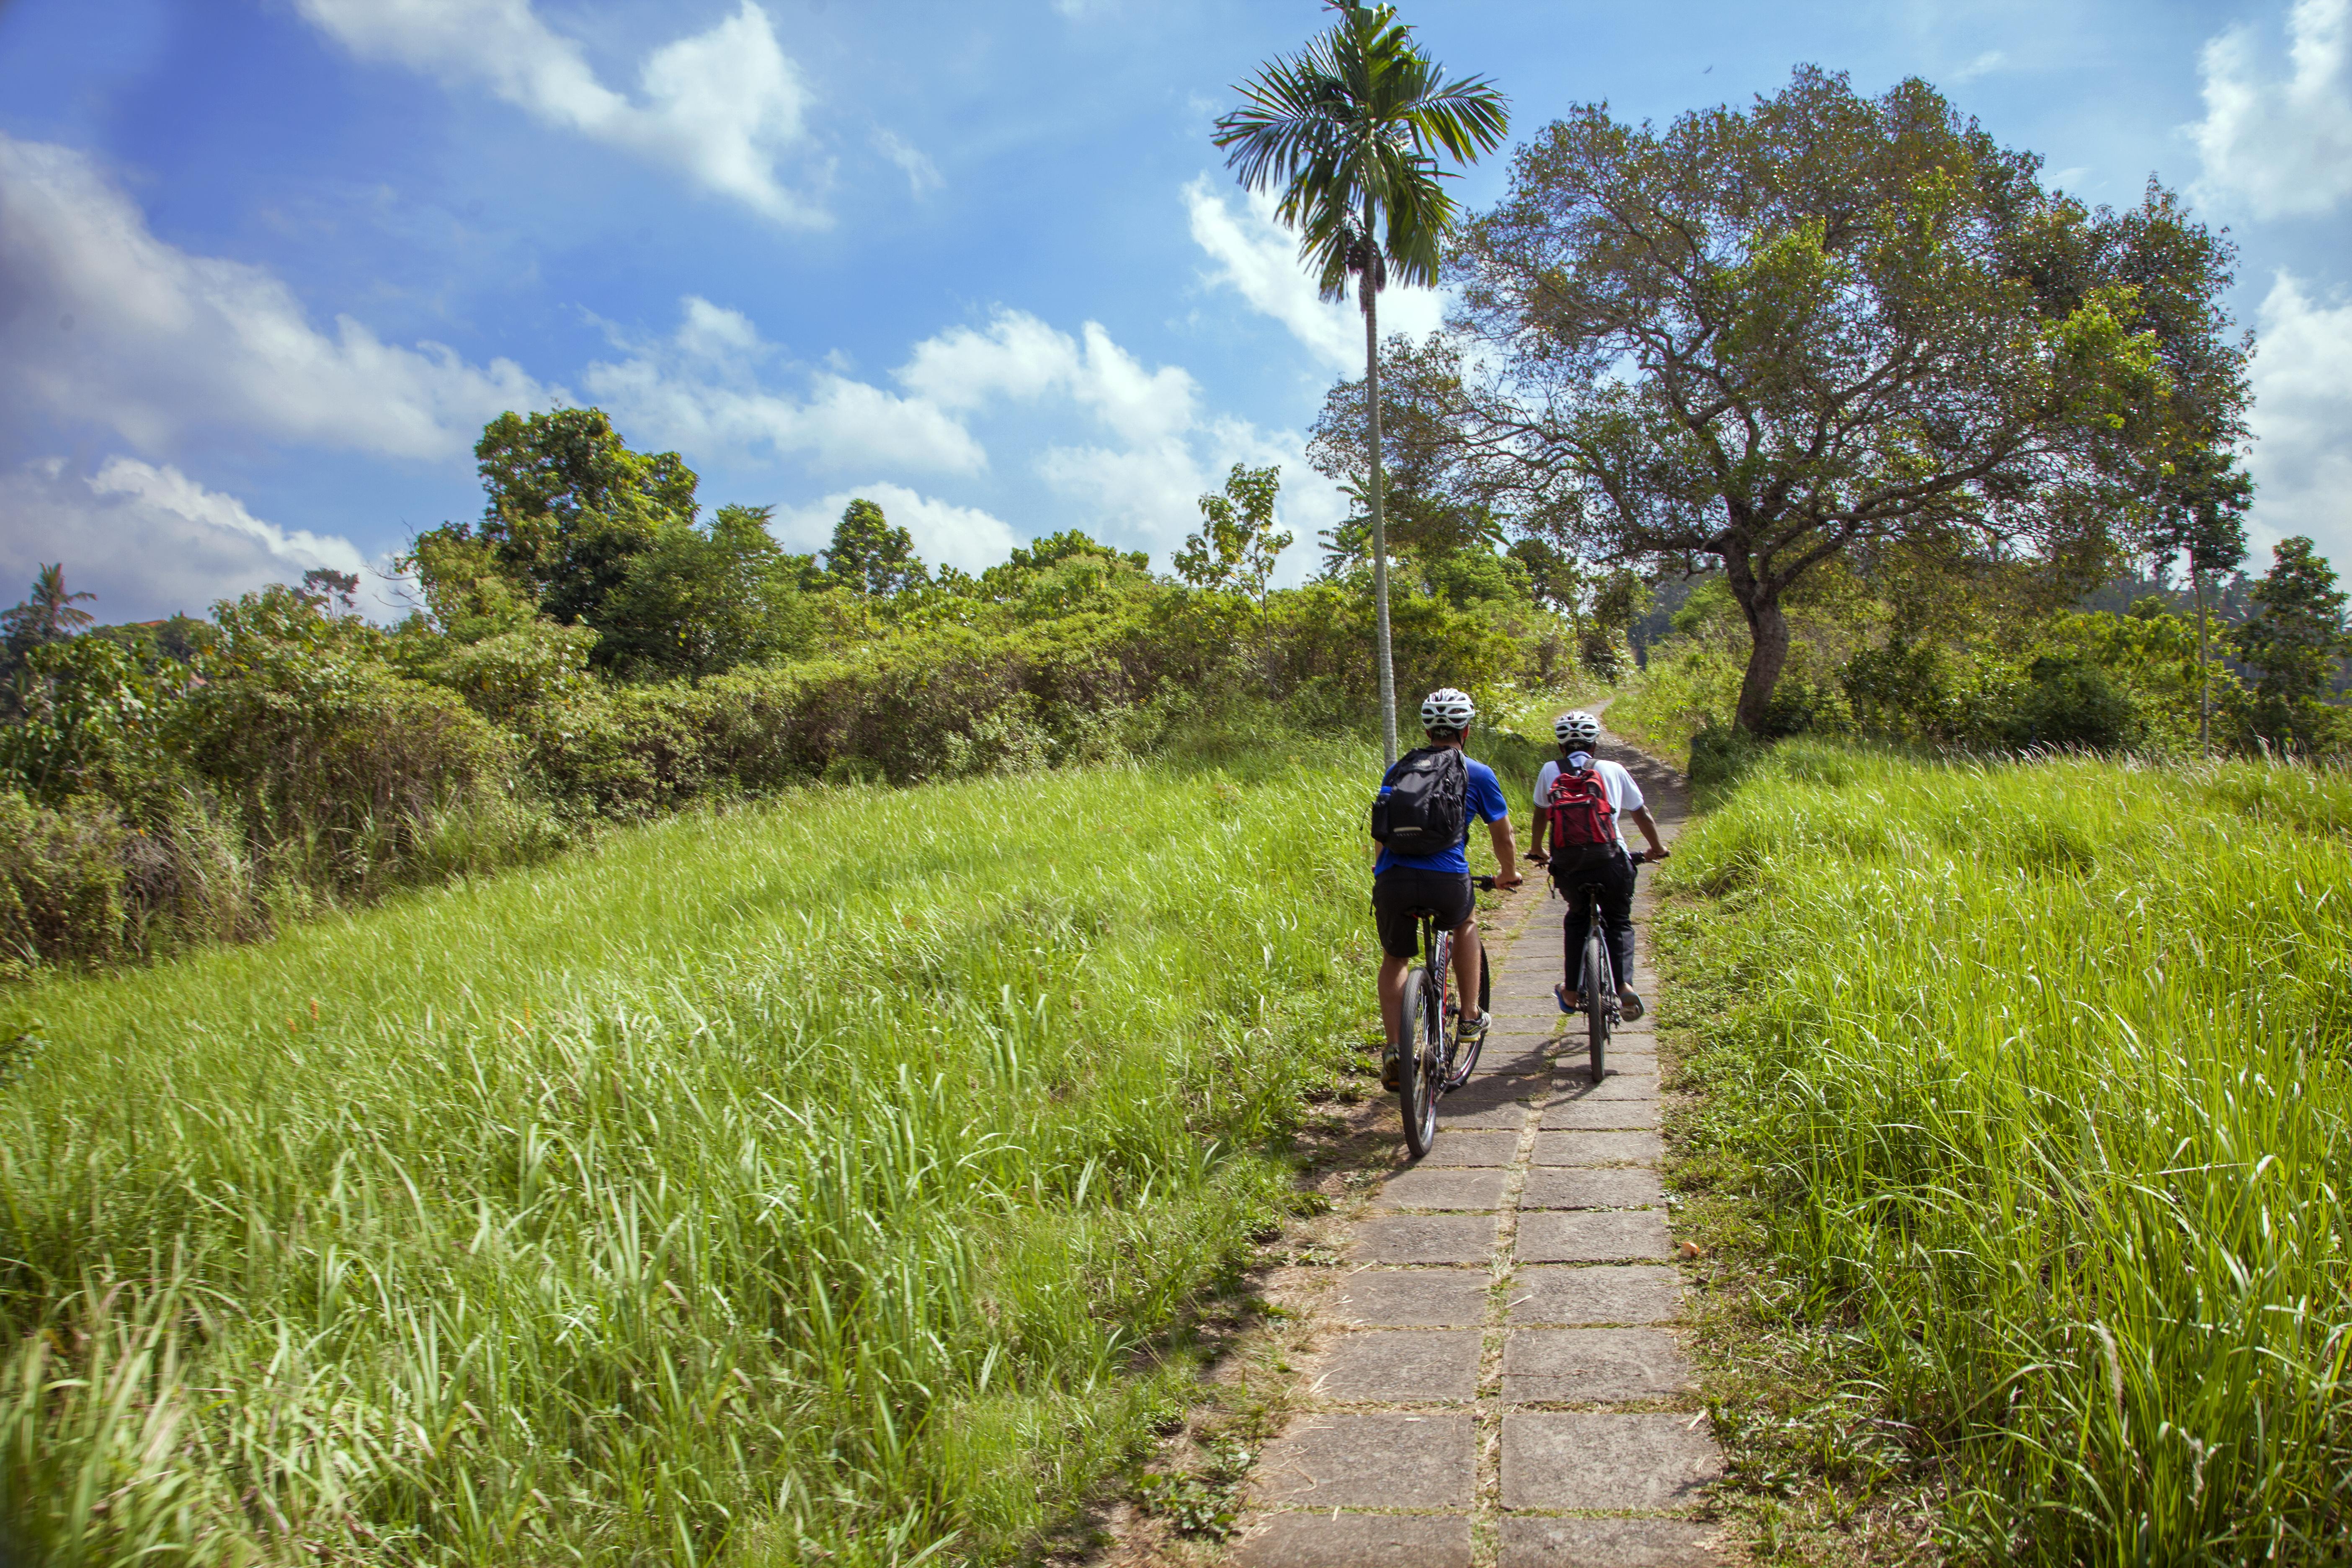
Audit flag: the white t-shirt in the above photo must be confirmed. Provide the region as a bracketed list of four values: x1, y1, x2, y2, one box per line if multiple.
[1533, 757, 1645, 853]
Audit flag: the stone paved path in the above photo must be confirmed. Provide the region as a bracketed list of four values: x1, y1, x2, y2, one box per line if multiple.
[1230, 740, 1722, 1568]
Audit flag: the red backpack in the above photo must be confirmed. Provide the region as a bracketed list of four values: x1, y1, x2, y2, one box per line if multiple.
[1544, 765, 1617, 848]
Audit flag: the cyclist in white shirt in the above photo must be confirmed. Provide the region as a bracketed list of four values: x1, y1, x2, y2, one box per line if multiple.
[1527, 710, 1669, 1018]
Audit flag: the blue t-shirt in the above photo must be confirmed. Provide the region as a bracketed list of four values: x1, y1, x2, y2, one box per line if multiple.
[1373, 754, 1509, 876]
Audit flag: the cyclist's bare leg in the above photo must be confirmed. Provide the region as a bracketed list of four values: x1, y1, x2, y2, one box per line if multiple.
[1378, 954, 1411, 1047]
[1449, 918, 1482, 1020]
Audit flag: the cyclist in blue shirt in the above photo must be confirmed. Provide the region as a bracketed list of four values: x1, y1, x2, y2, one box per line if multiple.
[1371, 689, 1522, 1089]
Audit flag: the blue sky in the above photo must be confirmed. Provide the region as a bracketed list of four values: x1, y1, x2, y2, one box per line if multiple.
[3, 0, 2348, 623]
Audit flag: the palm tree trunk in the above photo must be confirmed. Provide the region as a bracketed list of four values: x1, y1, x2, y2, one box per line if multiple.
[1363, 255, 1398, 765]
[2195, 565, 2211, 757]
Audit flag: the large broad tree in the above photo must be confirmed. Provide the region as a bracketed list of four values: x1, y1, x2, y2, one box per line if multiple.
[1436, 67, 2247, 732]
[466, 407, 700, 627]
[1213, 0, 1507, 763]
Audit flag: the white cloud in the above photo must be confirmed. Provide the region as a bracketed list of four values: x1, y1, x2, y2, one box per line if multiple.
[769, 482, 1019, 575]
[2247, 272, 2352, 569]
[1952, 50, 2007, 82]
[296, 0, 829, 227]
[0, 134, 549, 461]
[873, 130, 942, 196]
[897, 309, 1201, 446]
[1184, 176, 1448, 374]
[583, 297, 987, 474]
[2190, 0, 2352, 218]
[0, 458, 391, 623]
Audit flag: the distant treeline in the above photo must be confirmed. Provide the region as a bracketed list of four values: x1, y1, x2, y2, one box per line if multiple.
[0, 409, 1578, 972]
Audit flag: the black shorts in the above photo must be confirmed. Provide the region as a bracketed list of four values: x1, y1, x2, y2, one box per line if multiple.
[1371, 868, 1475, 959]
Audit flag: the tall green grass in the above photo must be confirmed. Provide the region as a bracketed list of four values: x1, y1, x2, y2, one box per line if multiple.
[1661, 741, 2352, 1562]
[0, 751, 1390, 1565]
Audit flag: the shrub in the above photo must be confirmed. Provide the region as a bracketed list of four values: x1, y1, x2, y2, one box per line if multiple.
[0, 791, 126, 971]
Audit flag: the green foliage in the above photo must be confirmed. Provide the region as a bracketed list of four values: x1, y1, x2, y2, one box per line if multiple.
[0, 758, 1380, 1564]
[1661, 743, 2352, 1560]
[1211, 2, 1509, 302]
[467, 407, 699, 627]
[0, 791, 125, 972]
[1445, 68, 2249, 731]
[825, 496, 930, 596]
[0, 564, 97, 658]
[2231, 536, 2351, 752]
[1175, 463, 1291, 601]
[593, 504, 814, 679]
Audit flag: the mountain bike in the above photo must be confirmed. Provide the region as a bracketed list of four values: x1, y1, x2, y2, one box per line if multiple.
[1555, 849, 1651, 1086]
[1395, 875, 1496, 1159]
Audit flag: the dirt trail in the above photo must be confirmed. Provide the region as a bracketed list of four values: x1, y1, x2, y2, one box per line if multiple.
[1224, 727, 1722, 1567]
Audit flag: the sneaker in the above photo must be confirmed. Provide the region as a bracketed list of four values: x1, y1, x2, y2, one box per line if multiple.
[1618, 989, 1645, 1021]
[1381, 1048, 1402, 1092]
[1459, 1011, 1491, 1044]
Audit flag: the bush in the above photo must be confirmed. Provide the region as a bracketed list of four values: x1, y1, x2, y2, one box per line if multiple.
[0, 791, 126, 971]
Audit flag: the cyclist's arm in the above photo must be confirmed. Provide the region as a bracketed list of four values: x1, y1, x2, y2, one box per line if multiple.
[1486, 814, 1522, 886]
[1626, 805, 1669, 858]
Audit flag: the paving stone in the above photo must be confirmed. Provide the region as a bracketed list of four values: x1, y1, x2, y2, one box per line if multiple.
[1376, 1166, 1509, 1211]
[1541, 1098, 1661, 1130]
[1316, 1328, 1483, 1402]
[1336, 1269, 1491, 1328]
[1350, 1213, 1497, 1265]
[1516, 1210, 1674, 1264]
[1555, 1057, 1656, 1087]
[1509, 1265, 1682, 1326]
[1498, 1516, 1720, 1567]
[1499, 1411, 1720, 1510]
[1249, 1413, 1476, 1509]
[1236, 1512, 1474, 1568]
[1519, 1167, 1665, 1210]
[1416, 1131, 1519, 1167]
[1436, 1100, 1538, 1130]
[1473, 1048, 1553, 1077]
[1443, 1073, 1547, 1109]
[1532, 1130, 1662, 1166]
[1501, 1328, 1696, 1403]
[1557, 1073, 1662, 1102]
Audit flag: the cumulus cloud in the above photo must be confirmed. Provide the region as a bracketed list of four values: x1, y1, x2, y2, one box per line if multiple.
[2190, 0, 2352, 218]
[583, 296, 987, 474]
[2247, 272, 2352, 567]
[296, 0, 829, 227]
[1951, 50, 2007, 83]
[0, 458, 388, 623]
[0, 134, 549, 460]
[769, 482, 1019, 575]
[900, 309, 1201, 446]
[1184, 177, 1447, 374]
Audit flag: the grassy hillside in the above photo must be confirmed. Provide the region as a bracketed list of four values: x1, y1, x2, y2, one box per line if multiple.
[1658, 743, 2352, 1562]
[0, 746, 1412, 1566]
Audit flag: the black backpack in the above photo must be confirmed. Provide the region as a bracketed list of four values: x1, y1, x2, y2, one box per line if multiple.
[1371, 747, 1469, 857]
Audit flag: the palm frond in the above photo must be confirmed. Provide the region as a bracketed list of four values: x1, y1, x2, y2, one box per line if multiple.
[1214, 1, 1511, 304]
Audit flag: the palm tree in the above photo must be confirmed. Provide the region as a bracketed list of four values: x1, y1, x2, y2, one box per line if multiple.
[2, 563, 97, 647]
[1214, 2, 1506, 763]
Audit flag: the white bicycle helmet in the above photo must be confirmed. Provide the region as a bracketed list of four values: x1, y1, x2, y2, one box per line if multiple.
[1419, 687, 1476, 734]
[1554, 710, 1602, 746]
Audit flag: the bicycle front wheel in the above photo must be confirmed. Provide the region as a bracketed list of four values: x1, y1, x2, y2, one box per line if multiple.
[1583, 925, 1609, 1084]
[1398, 970, 1441, 1158]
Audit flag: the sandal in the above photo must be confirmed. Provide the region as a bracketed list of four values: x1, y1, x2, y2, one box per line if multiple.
[1555, 982, 1578, 1014]
[1618, 989, 1645, 1021]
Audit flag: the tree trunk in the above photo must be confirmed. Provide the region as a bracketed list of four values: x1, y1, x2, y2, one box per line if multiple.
[1728, 569, 1790, 735]
[2195, 565, 2211, 757]
[1363, 253, 1398, 765]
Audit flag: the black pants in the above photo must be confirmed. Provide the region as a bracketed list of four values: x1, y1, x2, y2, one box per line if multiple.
[1553, 845, 1636, 995]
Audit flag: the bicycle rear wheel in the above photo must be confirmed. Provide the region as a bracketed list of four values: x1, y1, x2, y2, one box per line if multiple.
[1445, 947, 1490, 1091]
[1398, 970, 1441, 1158]
[1583, 925, 1610, 1084]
